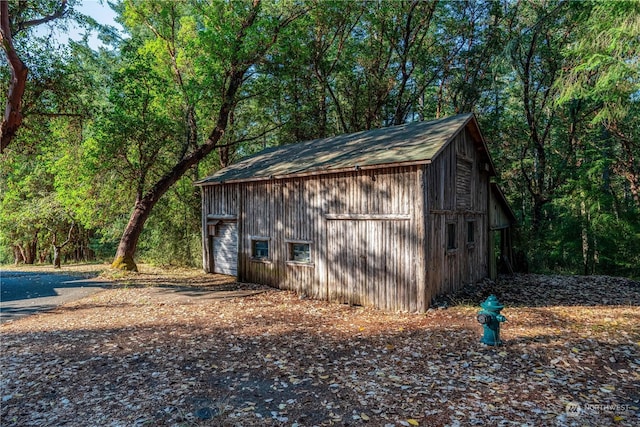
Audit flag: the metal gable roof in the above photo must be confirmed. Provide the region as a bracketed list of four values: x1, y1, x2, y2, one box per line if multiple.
[196, 113, 484, 185]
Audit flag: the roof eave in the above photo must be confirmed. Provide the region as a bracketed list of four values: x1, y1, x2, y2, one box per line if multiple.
[466, 115, 498, 176]
[195, 159, 433, 186]
[491, 183, 517, 224]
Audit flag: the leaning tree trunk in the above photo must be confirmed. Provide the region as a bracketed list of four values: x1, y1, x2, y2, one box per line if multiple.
[0, 1, 28, 153]
[109, 0, 293, 271]
[111, 66, 249, 271]
[111, 200, 154, 271]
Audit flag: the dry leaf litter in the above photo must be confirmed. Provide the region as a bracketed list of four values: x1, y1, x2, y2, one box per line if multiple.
[1, 268, 639, 427]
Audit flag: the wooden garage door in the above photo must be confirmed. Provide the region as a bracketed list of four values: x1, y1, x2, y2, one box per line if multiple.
[327, 219, 408, 309]
[213, 222, 238, 276]
[325, 215, 417, 310]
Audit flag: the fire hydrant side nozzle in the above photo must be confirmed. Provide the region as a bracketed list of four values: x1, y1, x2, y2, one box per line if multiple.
[477, 295, 506, 346]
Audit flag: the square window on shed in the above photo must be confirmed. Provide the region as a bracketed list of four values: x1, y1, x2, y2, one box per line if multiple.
[447, 223, 457, 250]
[251, 239, 270, 259]
[289, 242, 311, 263]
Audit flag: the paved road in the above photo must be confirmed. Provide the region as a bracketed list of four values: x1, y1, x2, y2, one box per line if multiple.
[0, 271, 109, 323]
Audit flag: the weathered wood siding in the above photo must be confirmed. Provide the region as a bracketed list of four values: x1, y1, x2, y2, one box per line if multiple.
[424, 128, 490, 297]
[490, 189, 512, 230]
[201, 127, 493, 311]
[202, 166, 427, 312]
[201, 183, 239, 273]
[489, 186, 515, 279]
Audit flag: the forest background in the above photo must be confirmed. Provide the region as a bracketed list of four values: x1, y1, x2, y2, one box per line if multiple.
[1, 0, 638, 278]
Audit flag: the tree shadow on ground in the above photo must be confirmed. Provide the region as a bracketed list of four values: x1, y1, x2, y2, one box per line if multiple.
[1, 313, 638, 427]
[0, 271, 109, 303]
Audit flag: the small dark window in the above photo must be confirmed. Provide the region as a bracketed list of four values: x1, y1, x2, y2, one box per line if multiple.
[252, 239, 269, 259]
[289, 243, 311, 263]
[447, 223, 457, 250]
[467, 220, 475, 244]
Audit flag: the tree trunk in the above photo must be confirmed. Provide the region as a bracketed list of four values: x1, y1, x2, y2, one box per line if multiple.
[580, 199, 589, 275]
[50, 222, 75, 269]
[531, 196, 548, 235]
[109, 0, 289, 271]
[0, 0, 68, 152]
[39, 247, 49, 264]
[24, 244, 36, 264]
[53, 246, 62, 268]
[219, 145, 231, 168]
[22, 232, 38, 264]
[111, 200, 153, 271]
[0, 1, 28, 153]
[13, 245, 23, 265]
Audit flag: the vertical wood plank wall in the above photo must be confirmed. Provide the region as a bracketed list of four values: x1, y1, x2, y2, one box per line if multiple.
[201, 183, 239, 273]
[201, 127, 491, 312]
[424, 128, 489, 296]
[489, 189, 515, 279]
[203, 166, 426, 312]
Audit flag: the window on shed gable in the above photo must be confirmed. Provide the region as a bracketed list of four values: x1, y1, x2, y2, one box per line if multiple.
[467, 220, 475, 244]
[447, 223, 457, 250]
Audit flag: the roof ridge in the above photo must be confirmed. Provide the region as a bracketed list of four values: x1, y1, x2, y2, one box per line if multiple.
[196, 113, 476, 185]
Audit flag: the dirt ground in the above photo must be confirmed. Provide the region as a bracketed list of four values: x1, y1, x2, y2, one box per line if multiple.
[1, 264, 639, 426]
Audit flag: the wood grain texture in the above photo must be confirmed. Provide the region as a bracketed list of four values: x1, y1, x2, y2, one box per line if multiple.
[201, 126, 500, 312]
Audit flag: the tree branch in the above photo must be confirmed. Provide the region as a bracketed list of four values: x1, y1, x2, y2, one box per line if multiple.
[0, 0, 69, 152]
[60, 221, 75, 249]
[0, 0, 28, 153]
[16, 0, 68, 33]
[231, 124, 283, 146]
[31, 112, 85, 118]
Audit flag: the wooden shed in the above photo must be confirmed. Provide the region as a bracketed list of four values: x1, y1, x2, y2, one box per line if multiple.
[196, 113, 513, 312]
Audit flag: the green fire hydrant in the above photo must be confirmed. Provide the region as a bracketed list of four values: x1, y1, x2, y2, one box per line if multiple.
[477, 295, 506, 346]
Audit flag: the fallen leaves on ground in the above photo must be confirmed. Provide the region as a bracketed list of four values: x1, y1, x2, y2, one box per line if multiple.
[1, 271, 639, 426]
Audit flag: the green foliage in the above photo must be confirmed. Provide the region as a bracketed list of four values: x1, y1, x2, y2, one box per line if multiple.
[137, 176, 202, 267]
[88, 40, 183, 197]
[558, 1, 640, 124]
[1, 0, 638, 276]
[0, 118, 87, 265]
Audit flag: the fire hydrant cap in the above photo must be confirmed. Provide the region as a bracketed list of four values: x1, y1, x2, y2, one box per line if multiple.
[480, 295, 504, 311]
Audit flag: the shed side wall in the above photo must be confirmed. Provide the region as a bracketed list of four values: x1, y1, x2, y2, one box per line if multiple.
[203, 166, 427, 312]
[490, 190, 512, 230]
